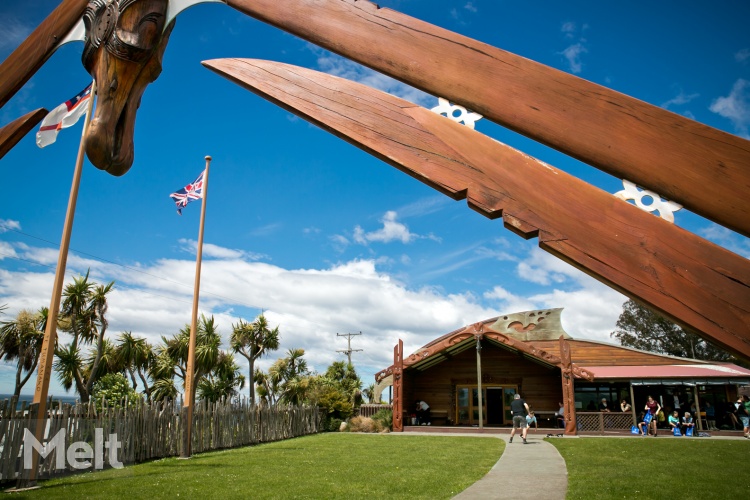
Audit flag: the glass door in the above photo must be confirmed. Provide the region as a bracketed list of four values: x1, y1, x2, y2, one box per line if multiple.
[456, 385, 486, 425]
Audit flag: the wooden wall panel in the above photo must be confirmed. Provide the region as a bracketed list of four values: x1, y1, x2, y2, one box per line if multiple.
[529, 340, 703, 366]
[407, 344, 563, 420]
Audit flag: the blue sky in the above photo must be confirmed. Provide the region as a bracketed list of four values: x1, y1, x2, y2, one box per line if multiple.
[1, 0, 749, 398]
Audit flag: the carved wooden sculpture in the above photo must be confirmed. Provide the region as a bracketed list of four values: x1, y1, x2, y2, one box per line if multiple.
[81, 0, 174, 175]
[0, 109, 48, 160]
[1, 1, 748, 354]
[225, 0, 750, 239]
[202, 58, 750, 360]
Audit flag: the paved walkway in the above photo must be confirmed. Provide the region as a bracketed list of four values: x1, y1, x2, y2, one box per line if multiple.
[397, 430, 568, 500]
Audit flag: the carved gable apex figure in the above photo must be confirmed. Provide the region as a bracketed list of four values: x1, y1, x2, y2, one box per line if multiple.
[488, 308, 571, 341]
[83, 0, 174, 176]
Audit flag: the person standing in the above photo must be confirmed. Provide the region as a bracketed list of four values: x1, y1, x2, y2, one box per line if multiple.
[415, 400, 431, 425]
[556, 402, 565, 428]
[735, 395, 750, 438]
[509, 394, 530, 444]
[645, 395, 661, 437]
[620, 399, 632, 413]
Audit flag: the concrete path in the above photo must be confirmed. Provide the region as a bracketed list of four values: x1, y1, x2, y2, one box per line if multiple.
[452, 433, 568, 500]
[397, 430, 568, 499]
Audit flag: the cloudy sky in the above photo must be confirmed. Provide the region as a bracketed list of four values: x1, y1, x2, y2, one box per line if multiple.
[1, 0, 748, 398]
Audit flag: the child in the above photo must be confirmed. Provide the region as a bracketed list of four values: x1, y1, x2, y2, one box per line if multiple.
[668, 410, 680, 434]
[526, 411, 538, 431]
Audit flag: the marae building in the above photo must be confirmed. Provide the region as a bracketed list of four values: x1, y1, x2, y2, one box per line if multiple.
[373, 308, 750, 433]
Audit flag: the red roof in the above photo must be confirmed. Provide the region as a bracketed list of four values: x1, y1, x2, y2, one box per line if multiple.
[583, 363, 750, 379]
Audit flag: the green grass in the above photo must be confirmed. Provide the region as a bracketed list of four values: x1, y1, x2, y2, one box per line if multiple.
[550, 437, 750, 500]
[12, 433, 503, 499]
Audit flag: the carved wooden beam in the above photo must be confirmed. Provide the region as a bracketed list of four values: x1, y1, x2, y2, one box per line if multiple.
[0, 109, 48, 160]
[202, 58, 750, 360]
[0, 0, 89, 109]
[559, 336, 578, 435]
[226, 0, 750, 238]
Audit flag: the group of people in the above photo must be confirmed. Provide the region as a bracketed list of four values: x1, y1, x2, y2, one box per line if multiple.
[666, 410, 696, 436]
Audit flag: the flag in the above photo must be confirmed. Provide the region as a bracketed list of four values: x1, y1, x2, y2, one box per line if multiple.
[170, 170, 205, 215]
[36, 83, 93, 148]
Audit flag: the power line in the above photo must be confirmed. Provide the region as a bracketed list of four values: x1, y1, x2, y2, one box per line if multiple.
[336, 332, 363, 365]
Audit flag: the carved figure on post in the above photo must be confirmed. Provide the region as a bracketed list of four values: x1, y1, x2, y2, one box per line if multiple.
[82, 0, 174, 175]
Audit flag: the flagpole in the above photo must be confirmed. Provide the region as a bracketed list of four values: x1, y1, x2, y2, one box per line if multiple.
[181, 155, 211, 459]
[20, 80, 96, 489]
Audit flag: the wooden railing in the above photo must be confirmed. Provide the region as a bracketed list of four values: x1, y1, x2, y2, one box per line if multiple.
[0, 397, 321, 482]
[576, 411, 635, 434]
[357, 404, 392, 418]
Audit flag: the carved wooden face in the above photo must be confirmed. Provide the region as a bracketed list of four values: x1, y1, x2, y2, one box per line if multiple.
[82, 0, 173, 176]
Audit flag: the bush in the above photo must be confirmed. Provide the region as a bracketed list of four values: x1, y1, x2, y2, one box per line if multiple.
[348, 416, 379, 433]
[371, 408, 393, 430]
[327, 418, 344, 432]
[92, 373, 140, 411]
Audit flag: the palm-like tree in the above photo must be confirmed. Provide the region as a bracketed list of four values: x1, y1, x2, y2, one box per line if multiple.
[0, 308, 46, 398]
[230, 315, 279, 404]
[150, 315, 242, 403]
[115, 331, 153, 400]
[197, 351, 246, 402]
[54, 273, 115, 402]
[84, 282, 114, 397]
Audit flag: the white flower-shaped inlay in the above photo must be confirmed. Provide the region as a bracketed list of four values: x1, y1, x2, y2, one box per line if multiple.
[431, 97, 483, 129]
[614, 180, 682, 223]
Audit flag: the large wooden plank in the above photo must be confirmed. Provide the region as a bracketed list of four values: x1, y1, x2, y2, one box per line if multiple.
[0, 0, 89, 109]
[0, 109, 47, 159]
[202, 58, 750, 360]
[226, 0, 750, 237]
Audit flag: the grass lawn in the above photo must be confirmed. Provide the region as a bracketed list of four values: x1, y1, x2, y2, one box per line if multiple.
[9, 433, 503, 499]
[550, 437, 750, 500]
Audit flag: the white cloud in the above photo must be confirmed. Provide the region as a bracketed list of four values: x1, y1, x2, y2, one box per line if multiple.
[709, 79, 750, 138]
[0, 237, 632, 394]
[0, 219, 21, 233]
[561, 22, 577, 38]
[735, 48, 750, 64]
[464, 2, 478, 14]
[353, 211, 421, 245]
[0, 16, 31, 51]
[516, 247, 578, 285]
[178, 238, 265, 260]
[312, 49, 434, 107]
[661, 91, 699, 110]
[698, 224, 750, 259]
[559, 43, 587, 74]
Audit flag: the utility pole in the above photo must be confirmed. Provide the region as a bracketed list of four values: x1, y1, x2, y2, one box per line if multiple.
[336, 332, 363, 365]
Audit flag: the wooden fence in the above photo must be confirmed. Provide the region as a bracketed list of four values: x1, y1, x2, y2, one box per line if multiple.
[576, 411, 634, 434]
[0, 397, 321, 483]
[357, 404, 392, 418]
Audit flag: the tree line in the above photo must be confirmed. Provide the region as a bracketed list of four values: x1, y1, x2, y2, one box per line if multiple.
[0, 273, 375, 423]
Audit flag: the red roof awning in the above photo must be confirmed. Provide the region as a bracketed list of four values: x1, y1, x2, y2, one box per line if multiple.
[583, 363, 750, 380]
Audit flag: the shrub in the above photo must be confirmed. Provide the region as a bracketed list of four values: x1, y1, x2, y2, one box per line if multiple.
[371, 408, 393, 430]
[349, 416, 379, 433]
[92, 373, 140, 411]
[327, 418, 344, 432]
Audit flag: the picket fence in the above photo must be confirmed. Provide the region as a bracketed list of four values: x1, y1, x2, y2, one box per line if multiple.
[0, 397, 321, 483]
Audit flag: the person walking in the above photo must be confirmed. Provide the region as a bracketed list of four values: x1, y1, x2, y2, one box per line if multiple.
[509, 393, 530, 444]
[644, 395, 662, 437]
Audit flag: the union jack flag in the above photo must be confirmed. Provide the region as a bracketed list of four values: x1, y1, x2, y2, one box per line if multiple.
[169, 170, 205, 215]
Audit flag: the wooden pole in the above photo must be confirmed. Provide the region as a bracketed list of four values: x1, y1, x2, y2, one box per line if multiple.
[629, 383, 638, 427]
[21, 80, 96, 488]
[693, 385, 703, 432]
[475, 335, 483, 429]
[181, 156, 211, 459]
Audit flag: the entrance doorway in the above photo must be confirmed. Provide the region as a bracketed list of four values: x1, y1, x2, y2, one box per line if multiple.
[456, 385, 518, 426]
